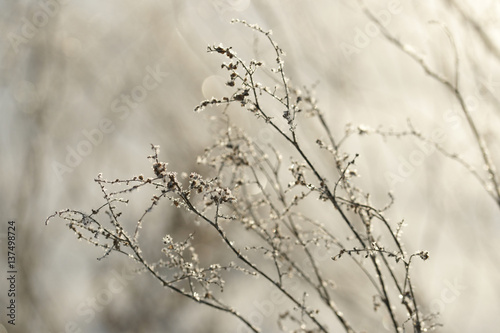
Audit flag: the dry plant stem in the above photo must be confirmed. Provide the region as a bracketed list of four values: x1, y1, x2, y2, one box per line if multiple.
[254, 139, 406, 332]
[176, 188, 330, 333]
[359, 1, 500, 208]
[161, 149, 331, 331]
[219, 21, 424, 332]
[253, 99, 393, 331]
[299, 77, 403, 333]
[246, 143, 355, 331]
[49, 207, 261, 332]
[46, 174, 262, 333]
[311, 95, 422, 331]
[335, 162, 404, 332]
[337, 195, 419, 309]
[322, 120, 420, 330]
[122, 226, 261, 333]
[373, 120, 496, 203]
[236, 173, 353, 330]
[48, 20, 431, 333]
[207, 125, 358, 331]
[317, 125, 418, 328]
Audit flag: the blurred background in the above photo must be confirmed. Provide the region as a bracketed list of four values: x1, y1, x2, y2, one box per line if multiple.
[1, 0, 500, 332]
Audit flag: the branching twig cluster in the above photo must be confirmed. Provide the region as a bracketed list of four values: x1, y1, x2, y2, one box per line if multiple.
[47, 19, 440, 333]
